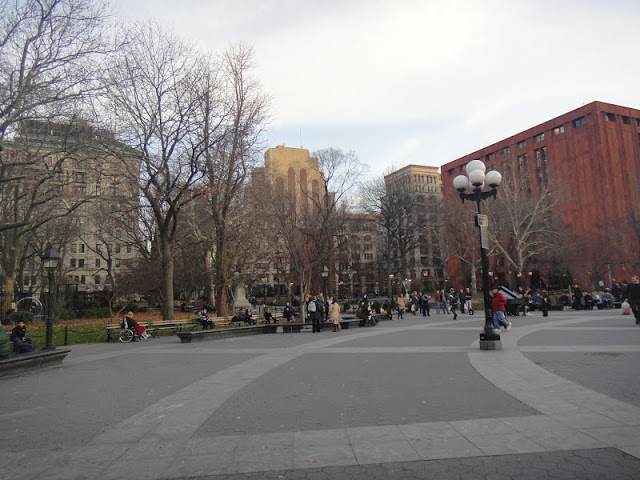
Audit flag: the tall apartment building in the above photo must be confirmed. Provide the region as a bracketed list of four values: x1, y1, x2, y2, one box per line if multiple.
[258, 145, 381, 297]
[6, 121, 140, 303]
[383, 164, 445, 292]
[263, 144, 330, 217]
[441, 101, 640, 287]
[336, 212, 380, 298]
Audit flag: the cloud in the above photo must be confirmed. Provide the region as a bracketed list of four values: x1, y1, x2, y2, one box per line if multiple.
[114, 0, 640, 174]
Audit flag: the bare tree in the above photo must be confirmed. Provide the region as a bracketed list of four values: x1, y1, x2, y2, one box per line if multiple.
[0, 0, 112, 148]
[0, 0, 112, 298]
[100, 21, 209, 320]
[487, 174, 560, 288]
[202, 44, 269, 317]
[361, 174, 422, 282]
[444, 200, 484, 293]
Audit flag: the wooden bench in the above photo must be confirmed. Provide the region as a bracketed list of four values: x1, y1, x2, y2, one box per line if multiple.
[105, 318, 198, 342]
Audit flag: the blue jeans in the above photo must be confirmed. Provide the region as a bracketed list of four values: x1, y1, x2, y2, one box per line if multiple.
[493, 311, 509, 329]
[12, 337, 34, 353]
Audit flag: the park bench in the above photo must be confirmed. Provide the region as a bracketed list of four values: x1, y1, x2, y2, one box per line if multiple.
[105, 318, 198, 342]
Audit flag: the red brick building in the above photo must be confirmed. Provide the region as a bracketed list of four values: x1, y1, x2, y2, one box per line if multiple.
[441, 101, 640, 289]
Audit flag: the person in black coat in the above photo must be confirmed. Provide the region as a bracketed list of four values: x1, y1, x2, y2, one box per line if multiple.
[625, 275, 640, 325]
[283, 303, 293, 322]
[10, 320, 34, 353]
[264, 307, 276, 324]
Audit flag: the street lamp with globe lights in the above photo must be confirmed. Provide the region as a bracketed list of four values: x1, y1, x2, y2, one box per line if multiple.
[453, 160, 502, 349]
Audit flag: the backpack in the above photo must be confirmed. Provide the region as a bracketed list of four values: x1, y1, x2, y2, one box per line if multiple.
[307, 301, 316, 313]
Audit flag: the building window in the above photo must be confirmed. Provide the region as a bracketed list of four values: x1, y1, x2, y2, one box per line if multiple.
[517, 140, 527, 149]
[95, 275, 101, 285]
[486, 153, 495, 162]
[448, 168, 455, 176]
[126, 245, 132, 253]
[500, 146, 510, 155]
[604, 112, 615, 122]
[70, 258, 76, 268]
[534, 133, 544, 143]
[115, 259, 121, 268]
[70, 244, 77, 254]
[636, 119, 640, 127]
[534, 147, 547, 168]
[96, 244, 101, 253]
[622, 115, 630, 125]
[115, 244, 121, 254]
[80, 275, 85, 285]
[572, 116, 586, 127]
[74, 171, 86, 183]
[79, 243, 85, 253]
[78, 259, 85, 268]
[107, 244, 113, 253]
[552, 125, 565, 135]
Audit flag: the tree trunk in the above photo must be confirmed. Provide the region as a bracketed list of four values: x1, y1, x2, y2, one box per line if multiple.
[159, 234, 175, 321]
[214, 226, 229, 317]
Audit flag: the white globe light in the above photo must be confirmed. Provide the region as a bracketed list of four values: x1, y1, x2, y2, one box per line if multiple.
[453, 175, 469, 192]
[465, 159, 486, 175]
[468, 169, 485, 187]
[485, 170, 502, 188]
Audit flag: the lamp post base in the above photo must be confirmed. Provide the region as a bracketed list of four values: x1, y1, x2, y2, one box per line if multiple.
[479, 331, 502, 350]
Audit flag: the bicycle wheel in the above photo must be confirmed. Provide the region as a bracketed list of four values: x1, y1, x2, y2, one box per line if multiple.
[118, 329, 134, 343]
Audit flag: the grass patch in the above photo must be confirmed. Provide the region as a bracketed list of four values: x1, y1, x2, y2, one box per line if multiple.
[1, 310, 196, 349]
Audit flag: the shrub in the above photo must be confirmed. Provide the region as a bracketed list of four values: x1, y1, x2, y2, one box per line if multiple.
[9, 310, 35, 324]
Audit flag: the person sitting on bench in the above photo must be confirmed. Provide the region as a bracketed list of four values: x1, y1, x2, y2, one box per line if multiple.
[11, 320, 34, 353]
[196, 310, 214, 329]
[264, 307, 276, 324]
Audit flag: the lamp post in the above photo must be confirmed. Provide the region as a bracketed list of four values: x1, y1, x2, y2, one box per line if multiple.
[453, 160, 502, 349]
[42, 245, 60, 350]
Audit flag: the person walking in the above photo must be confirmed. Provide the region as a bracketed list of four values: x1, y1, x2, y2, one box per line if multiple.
[464, 287, 473, 314]
[308, 296, 320, 332]
[329, 296, 341, 332]
[434, 290, 441, 314]
[490, 288, 511, 331]
[625, 275, 640, 325]
[396, 294, 405, 319]
[441, 290, 450, 314]
[450, 296, 458, 320]
[420, 293, 430, 317]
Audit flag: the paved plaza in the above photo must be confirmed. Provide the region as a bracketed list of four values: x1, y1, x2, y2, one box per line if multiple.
[1, 309, 640, 479]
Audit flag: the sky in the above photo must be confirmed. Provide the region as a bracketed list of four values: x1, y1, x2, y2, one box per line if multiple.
[113, 0, 640, 179]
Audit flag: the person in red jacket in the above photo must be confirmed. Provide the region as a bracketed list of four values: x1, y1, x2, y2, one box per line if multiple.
[490, 288, 511, 332]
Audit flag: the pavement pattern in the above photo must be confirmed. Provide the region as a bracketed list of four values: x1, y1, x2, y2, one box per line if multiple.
[1, 309, 640, 480]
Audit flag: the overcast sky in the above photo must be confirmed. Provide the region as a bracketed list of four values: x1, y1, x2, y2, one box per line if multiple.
[114, 0, 640, 179]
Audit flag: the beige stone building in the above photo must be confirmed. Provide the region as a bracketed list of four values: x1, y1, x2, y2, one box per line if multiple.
[383, 164, 446, 292]
[10, 121, 141, 301]
[263, 144, 330, 217]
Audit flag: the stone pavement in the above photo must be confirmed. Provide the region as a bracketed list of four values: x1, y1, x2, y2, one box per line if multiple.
[1, 310, 640, 479]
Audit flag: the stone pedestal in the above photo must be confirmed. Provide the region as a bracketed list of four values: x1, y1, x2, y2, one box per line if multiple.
[479, 331, 502, 350]
[234, 285, 251, 309]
